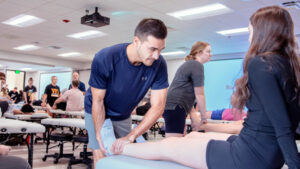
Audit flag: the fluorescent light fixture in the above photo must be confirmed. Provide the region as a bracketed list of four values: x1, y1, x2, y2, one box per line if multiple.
[217, 27, 249, 36]
[2, 14, 45, 27]
[67, 30, 107, 40]
[13, 44, 40, 51]
[21, 68, 33, 71]
[167, 3, 232, 20]
[161, 51, 186, 56]
[58, 52, 82, 57]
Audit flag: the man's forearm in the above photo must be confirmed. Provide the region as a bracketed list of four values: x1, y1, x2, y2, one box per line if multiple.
[92, 100, 106, 138]
[129, 106, 164, 140]
[54, 97, 64, 105]
[24, 93, 27, 103]
[42, 95, 47, 103]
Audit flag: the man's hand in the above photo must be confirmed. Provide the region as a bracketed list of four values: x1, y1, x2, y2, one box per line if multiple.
[111, 135, 134, 154]
[52, 104, 57, 109]
[0, 145, 11, 155]
[41, 102, 46, 107]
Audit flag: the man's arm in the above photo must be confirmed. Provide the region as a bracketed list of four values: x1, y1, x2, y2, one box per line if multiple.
[130, 88, 167, 139]
[112, 88, 167, 153]
[52, 96, 66, 109]
[194, 86, 207, 123]
[30, 92, 36, 102]
[23, 92, 28, 104]
[41, 94, 47, 107]
[91, 87, 107, 153]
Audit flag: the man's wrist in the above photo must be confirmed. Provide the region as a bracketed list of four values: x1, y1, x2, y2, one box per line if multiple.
[128, 133, 137, 143]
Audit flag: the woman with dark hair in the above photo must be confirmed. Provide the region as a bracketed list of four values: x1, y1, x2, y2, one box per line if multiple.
[106, 6, 300, 169]
[163, 41, 212, 137]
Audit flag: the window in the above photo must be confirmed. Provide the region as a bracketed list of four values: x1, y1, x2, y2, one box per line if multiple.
[39, 72, 72, 99]
[204, 59, 243, 110]
[6, 70, 25, 91]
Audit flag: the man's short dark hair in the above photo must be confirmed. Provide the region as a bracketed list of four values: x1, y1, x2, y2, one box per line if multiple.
[28, 77, 33, 81]
[72, 80, 79, 88]
[134, 18, 167, 41]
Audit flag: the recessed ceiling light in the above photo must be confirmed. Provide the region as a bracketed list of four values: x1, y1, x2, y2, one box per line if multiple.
[217, 27, 249, 36]
[58, 52, 82, 57]
[13, 44, 40, 51]
[167, 3, 232, 20]
[2, 14, 45, 27]
[67, 30, 107, 40]
[161, 51, 186, 56]
[21, 68, 33, 71]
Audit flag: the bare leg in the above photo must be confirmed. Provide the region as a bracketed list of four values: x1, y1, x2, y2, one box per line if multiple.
[185, 131, 232, 140]
[199, 121, 243, 134]
[165, 133, 184, 137]
[121, 136, 210, 169]
[93, 149, 105, 169]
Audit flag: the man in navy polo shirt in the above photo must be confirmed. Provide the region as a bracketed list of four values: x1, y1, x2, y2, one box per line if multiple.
[84, 18, 168, 167]
[68, 72, 86, 95]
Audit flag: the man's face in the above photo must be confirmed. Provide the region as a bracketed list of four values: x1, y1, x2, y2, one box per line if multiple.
[28, 80, 33, 85]
[52, 77, 57, 84]
[135, 35, 165, 66]
[73, 72, 79, 81]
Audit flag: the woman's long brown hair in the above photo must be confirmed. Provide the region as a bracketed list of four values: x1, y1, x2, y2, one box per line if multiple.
[231, 6, 300, 110]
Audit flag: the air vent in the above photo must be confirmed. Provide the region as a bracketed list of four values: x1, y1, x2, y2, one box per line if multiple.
[281, 1, 300, 9]
[48, 46, 62, 50]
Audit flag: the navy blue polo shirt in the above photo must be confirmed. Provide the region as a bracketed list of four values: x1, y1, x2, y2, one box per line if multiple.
[84, 43, 168, 121]
[69, 81, 86, 92]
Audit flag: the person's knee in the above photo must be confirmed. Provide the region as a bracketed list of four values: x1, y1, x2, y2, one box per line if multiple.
[93, 149, 105, 161]
[0, 156, 31, 169]
[185, 131, 201, 138]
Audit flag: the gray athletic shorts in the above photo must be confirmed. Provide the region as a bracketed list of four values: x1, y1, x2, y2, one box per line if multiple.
[85, 112, 131, 150]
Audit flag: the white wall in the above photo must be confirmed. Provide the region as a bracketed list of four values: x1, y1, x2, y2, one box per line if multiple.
[166, 59, 185, 84]
[78, 70, 91, 89]
[0, 50, 88, 69]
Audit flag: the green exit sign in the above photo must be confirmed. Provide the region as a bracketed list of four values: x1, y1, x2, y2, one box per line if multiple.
[15, 70, 20, 74]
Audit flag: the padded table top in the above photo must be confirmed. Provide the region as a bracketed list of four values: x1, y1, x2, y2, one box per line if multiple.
[0, 118, 45, 133]
[41, 118, 85, 129]
[97, 155, 192, 169]
[4, 113, 50, 120]
[49, 109, 85, 117]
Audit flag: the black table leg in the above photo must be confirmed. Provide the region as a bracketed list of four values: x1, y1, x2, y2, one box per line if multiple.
[27, 133, 34, 167]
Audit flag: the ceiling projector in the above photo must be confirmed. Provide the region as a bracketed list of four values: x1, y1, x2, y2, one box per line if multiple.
[81, 7, 110, 27]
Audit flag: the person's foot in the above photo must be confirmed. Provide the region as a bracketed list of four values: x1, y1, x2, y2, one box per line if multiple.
[101, 119, 116, 156]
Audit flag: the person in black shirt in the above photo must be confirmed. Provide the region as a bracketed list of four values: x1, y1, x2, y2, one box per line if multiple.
[110, 6, 300, 169]
[24, 77, 37, 104]
[42, 76, 60, 107]
[8, 87, 18, 103]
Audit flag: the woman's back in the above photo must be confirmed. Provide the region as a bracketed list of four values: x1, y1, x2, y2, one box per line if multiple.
[236, 55, 300, 168]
